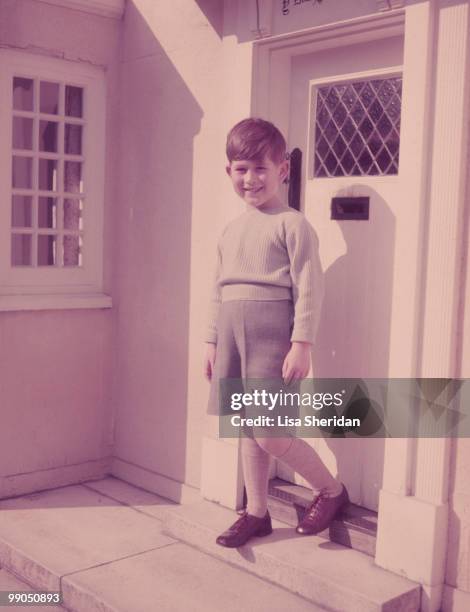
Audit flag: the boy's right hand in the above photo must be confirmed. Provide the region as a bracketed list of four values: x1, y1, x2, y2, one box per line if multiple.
[204, 342, 217, 381]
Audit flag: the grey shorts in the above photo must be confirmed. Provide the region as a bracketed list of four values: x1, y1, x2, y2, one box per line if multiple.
[206, 299, 295, 416]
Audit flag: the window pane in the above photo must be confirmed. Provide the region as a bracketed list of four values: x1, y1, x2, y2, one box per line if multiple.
[11, 195, 33, 227]
[40, 81, 59, 114]
[65, 124, 82, 154]
[38, 158, 58, 191]
[38, 234, 57, 266]
[13, 77, 34, 111]
[341, 84, 357, 111]
[65, 86, 83, 117]
[64, 198, 83, 230]
[11, 234, 32, 266]
[12, 117, 33, 150]
[340, 150, 355, 174]
[38, 197, 57, 228]
[63, 234, 82, 266]
[313, 76, 402, 177]
[12, 156, 33, 189]
[39, 120, 58, 152]
[64, 161, 83, 193]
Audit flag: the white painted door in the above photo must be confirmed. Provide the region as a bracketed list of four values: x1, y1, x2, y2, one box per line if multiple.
[277, 36, 404, 511]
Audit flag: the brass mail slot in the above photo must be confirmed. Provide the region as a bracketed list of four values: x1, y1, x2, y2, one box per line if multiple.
[331, 197, 369, 220]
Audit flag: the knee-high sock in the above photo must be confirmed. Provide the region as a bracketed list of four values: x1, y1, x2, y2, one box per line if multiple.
[255, 436, 343, 497]
[240, 435, 271, 518]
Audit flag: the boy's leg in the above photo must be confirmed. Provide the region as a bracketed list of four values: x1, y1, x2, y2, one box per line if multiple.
[240, 427, 271, 518]
[240, 300, 343, 497]
[253, 436, 343, 497]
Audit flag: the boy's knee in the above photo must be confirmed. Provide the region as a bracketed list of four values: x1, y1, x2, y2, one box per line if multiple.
[253, 433, 293, 457]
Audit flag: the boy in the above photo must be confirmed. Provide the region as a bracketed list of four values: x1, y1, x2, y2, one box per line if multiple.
[204, 118, 348, 548]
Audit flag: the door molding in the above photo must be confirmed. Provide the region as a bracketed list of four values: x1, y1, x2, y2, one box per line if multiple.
[249, 3, 460, 612]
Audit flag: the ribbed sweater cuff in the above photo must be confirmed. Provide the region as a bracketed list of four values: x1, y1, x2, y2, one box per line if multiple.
[290, 326, 314, 344]
[205, 332, 217, 344]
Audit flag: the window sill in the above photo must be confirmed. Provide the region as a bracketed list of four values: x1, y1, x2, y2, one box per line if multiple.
[0, 293, 112, 312]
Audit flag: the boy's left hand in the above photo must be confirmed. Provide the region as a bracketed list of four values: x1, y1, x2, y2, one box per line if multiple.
[282, 342, 312, 385]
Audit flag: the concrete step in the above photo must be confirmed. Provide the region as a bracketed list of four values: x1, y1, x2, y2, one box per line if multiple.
[0, 567, 66, 611]
[0, 477, 328, 612]
[267, 478, 377, 557]
[161, 499, 421, 612]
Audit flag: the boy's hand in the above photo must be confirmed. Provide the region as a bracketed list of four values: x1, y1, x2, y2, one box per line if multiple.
[204, 342, 217, 381]
[282, 341, 312, 385]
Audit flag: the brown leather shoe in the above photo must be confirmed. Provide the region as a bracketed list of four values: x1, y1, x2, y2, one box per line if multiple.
[296, 484, 349, 535]
[216, 511, 272, 548]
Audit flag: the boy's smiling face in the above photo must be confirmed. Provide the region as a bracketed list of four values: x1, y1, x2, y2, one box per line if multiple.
[226, 154, 289, 209]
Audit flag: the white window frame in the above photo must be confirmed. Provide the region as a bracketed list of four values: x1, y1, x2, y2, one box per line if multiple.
[0, 49, 111, 311]
[307, 66, 403, 181]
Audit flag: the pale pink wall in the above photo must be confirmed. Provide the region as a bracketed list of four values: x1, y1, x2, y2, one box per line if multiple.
[111, 0, 225, 491]
[0, 310, 113, 492]
[0, 0, 120, 497]
[0, 0, 119, 65]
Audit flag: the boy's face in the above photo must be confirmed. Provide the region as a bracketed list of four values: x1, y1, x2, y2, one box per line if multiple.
[226, 154, 289, 209]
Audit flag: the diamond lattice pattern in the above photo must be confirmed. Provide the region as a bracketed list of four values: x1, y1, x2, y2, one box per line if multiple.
[313, 77, 402, 177]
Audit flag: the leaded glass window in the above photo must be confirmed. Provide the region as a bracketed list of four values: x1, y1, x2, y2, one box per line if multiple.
[313, 77, 402, 177]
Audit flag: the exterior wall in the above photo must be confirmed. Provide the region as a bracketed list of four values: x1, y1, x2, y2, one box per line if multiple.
[0, 0, 120, 497]
[110, 0, 230, 499]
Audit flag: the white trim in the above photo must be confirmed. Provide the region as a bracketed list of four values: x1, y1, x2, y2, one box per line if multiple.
[34, 0, 125, 19]
[0, 292, 112, 311]
[307, 65, 403, 87]
[253, 8, 405, 51]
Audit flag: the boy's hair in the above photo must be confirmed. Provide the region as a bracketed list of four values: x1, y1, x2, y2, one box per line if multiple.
[226, 118, 287, 164]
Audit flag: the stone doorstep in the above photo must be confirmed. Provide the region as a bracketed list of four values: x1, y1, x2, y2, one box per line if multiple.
[267, 478, 377, 557]
[0, 531, 328, 612]
[160, 499, 421, 612]
[0, 567, 67, 612]
[0, 479, 329, 612]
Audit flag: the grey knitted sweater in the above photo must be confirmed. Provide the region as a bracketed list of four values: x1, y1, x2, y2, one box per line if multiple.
[206, 203, 325, 345]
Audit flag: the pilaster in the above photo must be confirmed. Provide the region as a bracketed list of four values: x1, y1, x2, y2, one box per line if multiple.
[201, 417, 244, 510]
[377, 2, 470, 611]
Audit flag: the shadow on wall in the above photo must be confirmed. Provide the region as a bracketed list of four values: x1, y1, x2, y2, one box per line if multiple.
[313, 186, 395, 507]
[314, 185, 395, 379]
[111, 1, 203, 492]
[194, 0, 225, 38]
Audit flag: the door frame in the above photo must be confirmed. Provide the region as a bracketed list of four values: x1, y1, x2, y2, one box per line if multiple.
[249, 3, 451, 610]
[201, 4, 464, 610]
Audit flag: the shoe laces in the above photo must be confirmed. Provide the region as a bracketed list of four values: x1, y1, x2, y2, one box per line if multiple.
[306, 489, 330, 518]
[231, 511, 255, 530]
